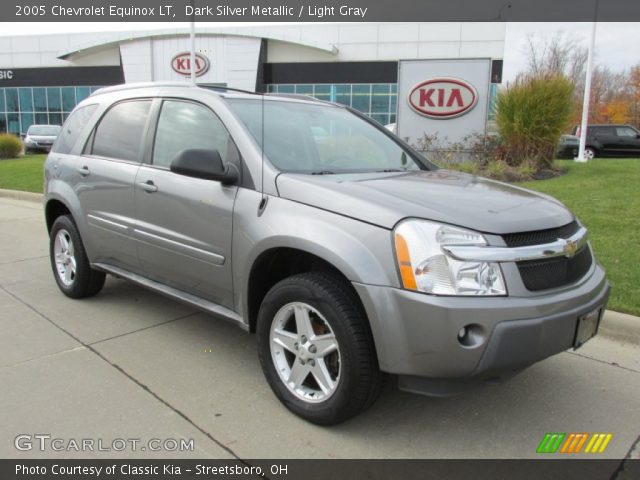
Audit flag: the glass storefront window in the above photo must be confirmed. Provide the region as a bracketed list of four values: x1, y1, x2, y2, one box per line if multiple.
[62, 88, 76, 112]
[20, 112, 34, 134]
[47, 88, 62, 111]
[277, 85, 295, 94]
[312, 85, 331, 101]
[6, 88, 19, 112]
[371, 84, 391, 114]
[49, 112, 62, 126]
[295, 85, 313, 95]
[351, 84, 371, 113]
[33, 88, 47, 112]
[76, 87, 91, 103]
[0, 86, 103, 134]
[19, 88, 33, 112]
[335, 84, 352, 107]
[7, 113, 19, 134]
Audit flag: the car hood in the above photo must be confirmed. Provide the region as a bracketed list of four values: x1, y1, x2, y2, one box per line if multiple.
[275, 170, 574, 234]
[28, 135, 57, 142]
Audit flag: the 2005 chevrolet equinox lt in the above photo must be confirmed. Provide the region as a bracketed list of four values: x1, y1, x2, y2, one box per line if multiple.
[44, 83, 610, 425]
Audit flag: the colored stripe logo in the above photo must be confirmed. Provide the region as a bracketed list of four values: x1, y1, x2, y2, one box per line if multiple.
[537, 433, 613, 454]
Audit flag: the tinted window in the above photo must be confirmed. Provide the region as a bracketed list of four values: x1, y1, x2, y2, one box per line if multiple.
[52, 104, 98, 154]
[616, 126, 638, 138]
[92, 100, 151, 162]
[153, 100, 237, 168]
[588, 126, 615, 136]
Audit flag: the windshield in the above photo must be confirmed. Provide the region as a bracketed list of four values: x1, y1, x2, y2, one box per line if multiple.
[28, 126, 61, 136]
[225, 98, 427, 174]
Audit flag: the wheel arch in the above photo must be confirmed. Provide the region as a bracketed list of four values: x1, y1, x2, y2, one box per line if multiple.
[246, 246, 370, 334]
[45, 198, 72, 233]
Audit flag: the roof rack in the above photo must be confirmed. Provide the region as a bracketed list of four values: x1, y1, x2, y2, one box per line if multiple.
[90, 82, 338, 106]
[199, 85, 261, 96]
[91, 82, 197, 97]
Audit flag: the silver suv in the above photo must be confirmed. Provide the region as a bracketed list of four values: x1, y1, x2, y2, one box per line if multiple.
[44, 83, 610, 425]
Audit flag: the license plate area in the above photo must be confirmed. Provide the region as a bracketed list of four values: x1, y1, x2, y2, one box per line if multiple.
[573, 307, 602, 349]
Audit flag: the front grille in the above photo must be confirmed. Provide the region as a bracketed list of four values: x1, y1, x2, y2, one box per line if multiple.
[502, 221, 593, 291]
[517, 246, 593, 291]
[503, 221, 579, 247]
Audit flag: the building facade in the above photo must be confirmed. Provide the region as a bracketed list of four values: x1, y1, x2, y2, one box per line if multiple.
[0, 23, 505, 135]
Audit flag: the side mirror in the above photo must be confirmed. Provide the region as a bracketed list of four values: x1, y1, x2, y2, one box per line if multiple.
[170, 149, 237, 185]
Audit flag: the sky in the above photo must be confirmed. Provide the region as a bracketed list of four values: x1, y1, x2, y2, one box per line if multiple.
[0, 21, 638, 83]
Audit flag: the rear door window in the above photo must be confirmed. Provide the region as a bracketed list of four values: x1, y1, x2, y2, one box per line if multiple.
[91, 100, 152, 162]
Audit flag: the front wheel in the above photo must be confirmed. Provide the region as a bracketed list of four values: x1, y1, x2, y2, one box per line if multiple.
[49, 215, 106, 298]
[257, 272, 383, 425]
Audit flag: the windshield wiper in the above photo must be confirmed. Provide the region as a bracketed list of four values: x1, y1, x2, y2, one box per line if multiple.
[310, 170, 335, 175]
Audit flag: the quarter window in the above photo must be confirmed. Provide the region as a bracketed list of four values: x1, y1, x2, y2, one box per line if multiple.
[52, 104, 98, 155]
[91, 100, 151, 162]
[152, 100, 237, 169]
[616, 126, 638, 138]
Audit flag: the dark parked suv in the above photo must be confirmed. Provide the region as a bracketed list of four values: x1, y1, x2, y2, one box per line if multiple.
[557, 124, 640, 159]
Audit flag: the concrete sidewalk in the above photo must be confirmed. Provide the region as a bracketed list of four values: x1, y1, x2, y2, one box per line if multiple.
[1, 196, 639, 460]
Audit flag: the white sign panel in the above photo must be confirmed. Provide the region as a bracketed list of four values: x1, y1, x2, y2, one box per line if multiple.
[397, 59, 491, 148]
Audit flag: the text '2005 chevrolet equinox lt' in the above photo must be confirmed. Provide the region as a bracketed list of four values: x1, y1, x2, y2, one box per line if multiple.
[44, 83, 610, 425]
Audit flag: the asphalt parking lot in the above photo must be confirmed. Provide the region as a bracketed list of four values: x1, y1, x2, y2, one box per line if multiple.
[1, 195, 639, 460]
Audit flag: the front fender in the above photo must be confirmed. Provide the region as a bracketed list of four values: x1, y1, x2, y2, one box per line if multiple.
[232, 189, 400, 322]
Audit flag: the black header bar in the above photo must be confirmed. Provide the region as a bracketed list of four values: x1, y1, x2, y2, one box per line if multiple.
[0, 66, 125, 88]
[3, 0, 640, 22]
[2, 459, 639, 480]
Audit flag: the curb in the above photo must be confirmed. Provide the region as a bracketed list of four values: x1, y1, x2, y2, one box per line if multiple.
[599, 310, 640, 346]
[0, 188, 43, 203]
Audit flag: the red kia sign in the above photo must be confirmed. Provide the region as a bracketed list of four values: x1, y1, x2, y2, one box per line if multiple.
[171, 52, 210, 77]
[407, 77, 478, 119]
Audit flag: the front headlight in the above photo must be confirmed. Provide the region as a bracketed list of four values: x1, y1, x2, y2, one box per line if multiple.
[394, 220, 506, 296]
[24, 136, 34, 145]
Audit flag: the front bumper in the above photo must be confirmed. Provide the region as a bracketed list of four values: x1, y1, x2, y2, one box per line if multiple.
[353, 265, 610, 395]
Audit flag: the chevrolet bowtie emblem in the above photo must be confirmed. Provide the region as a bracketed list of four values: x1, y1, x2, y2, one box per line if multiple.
[562, 238, 579, 258]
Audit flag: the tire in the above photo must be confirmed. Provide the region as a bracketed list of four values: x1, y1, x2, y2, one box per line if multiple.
[584, 147, 596, 160]
[257, 271, 383, 425]
[49, 215, 106, 299]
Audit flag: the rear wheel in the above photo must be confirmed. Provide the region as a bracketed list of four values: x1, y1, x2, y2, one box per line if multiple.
[257, 272, 383, 425]
[584, 147, 596, 160]
[49, 215, 105, 298]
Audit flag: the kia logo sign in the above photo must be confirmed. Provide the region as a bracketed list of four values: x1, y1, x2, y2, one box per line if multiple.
[171, 52, 210, 77]
[408, 77, 478, 119]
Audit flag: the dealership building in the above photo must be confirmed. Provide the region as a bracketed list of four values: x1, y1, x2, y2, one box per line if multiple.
[0, 22, 505, 137]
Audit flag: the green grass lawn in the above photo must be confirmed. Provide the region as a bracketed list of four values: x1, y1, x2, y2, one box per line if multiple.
[520, 159, 640, 316]
[0, 154, 638, 315]
[0, 154, 46, 193]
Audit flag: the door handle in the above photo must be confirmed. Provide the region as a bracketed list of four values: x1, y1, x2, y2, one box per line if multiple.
[77, 166, 91, 177]
[138, 180, 158, 193]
